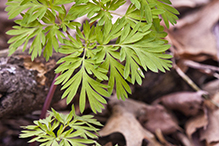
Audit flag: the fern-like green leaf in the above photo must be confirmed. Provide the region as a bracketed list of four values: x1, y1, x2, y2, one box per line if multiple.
[99, 46, 132, 100]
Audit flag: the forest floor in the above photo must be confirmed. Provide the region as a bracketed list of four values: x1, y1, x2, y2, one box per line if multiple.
[0, 0, 219, 146]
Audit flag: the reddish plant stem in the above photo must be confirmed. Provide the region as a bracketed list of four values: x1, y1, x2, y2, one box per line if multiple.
[29, 73, 60, 146]
[40, 73, 61, 119]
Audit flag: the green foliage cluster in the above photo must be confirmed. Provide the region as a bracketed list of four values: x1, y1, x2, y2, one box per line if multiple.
[6, 0, 179, 113]
[20, 106, 102, 146]
[6, 0, 178, 145]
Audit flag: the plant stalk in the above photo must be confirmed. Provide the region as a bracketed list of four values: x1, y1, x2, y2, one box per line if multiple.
[40, 73, 61, 119]
[29, 73, 60, 146]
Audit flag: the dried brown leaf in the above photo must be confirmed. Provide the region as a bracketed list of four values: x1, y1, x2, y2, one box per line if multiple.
[175, 132, 195, 146]
[171, 0, 210, 8]
[155, 91, 204, 116]
[203, 80, 219, 95]
[207, 142, 219, 146]
[204, 92, 219, 111]
[212, 93, 219, 106]
[200, 109, 219, 144]
[141, 104, 180, 135]
[99, 98, 161, 146]
[185, 110, 208, 138]
[155, 129, 173, 146]
[168, 0, 219, 61]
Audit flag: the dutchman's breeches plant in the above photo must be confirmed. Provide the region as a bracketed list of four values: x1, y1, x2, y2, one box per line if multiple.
[5, 0, 178, 145]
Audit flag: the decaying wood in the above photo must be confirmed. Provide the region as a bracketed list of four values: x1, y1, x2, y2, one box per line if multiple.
[0, 50, 64, 118]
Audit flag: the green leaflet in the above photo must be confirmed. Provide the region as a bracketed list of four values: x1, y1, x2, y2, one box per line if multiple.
[6, 0, 32, 19]
[155, 1, 179, 28]
[130, 0, 141, 9]
[118, 22, 172, 75]
[68, 0, 126, 25]
[120, 47, 144, 85]
[5, 0, 80, 61]
[56, 56, 110, 113]
[67, 2, 101, 20]
[105, 0, 126, 11]
[127, 0, 179, 27]
[79, 61, 109, 113]
[7, 24, 45, 58]
[53, 0, 75, 5]
[105, 53, 132, 100]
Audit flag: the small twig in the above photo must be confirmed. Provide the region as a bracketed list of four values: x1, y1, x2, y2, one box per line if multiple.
[183, 60, 219, 72]
[174, 64, 201, 91]
[182, 60, 219, 79]
[181, 60, 219, 106]
[174, 64, 219, 108]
